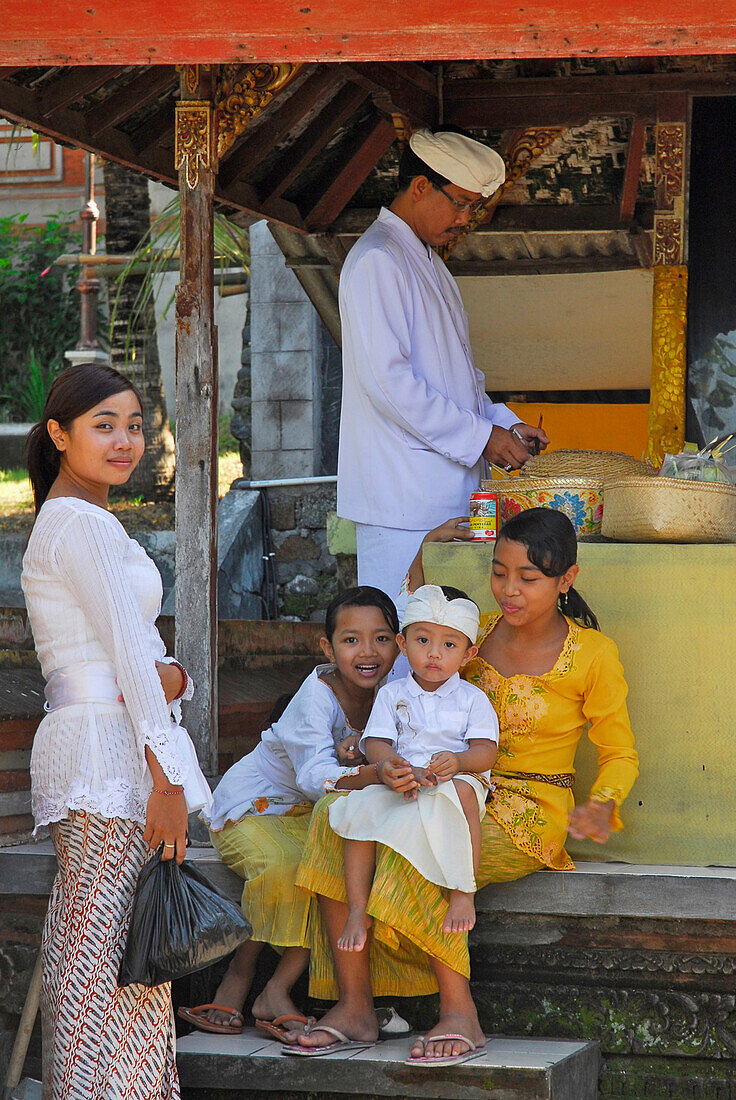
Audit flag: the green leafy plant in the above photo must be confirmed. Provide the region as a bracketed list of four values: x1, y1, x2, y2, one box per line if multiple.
[2, 347, 64, 422]
[109, 196, 249, 362]
[0, 213, 83, 422]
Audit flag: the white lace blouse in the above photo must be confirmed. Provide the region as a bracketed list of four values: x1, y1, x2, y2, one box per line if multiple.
[21, 496, 210, 829]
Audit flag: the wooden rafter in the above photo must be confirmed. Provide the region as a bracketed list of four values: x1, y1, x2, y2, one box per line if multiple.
[40, 66, 127, 117]
[619, 118, 646, 223]
[3, 0, 736, 65]
[218, 67, 343, 185]
[129, 96, 177, 156]
[445, 92, 666, 129]
[331, 202, 655, 235]
[445, 71, 736, 101]
[343, 62, 436, 128]
[304, 111, 396, 231]
[0, 71, 306, 232]
[86, 66, 177, 138]
[258, 83, 369, 204]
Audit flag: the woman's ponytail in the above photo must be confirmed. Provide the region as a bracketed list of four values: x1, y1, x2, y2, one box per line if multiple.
[560, 586, 599, 631]
[25, 421, 61, 514]
[24, 362, 142, 515]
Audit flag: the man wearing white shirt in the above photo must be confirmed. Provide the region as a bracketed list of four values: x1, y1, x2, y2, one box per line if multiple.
[337, 128, 549, 599]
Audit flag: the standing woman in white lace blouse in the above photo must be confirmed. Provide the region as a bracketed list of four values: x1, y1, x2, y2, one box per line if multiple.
[21, 363, 211, 1100]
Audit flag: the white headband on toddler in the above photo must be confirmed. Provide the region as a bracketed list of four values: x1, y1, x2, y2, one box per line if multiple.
[402, 584, 480, 643]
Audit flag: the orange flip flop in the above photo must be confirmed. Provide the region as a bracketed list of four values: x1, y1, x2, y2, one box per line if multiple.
[255, 1013, 313, 1043]
[177, 1003, 245, 1035]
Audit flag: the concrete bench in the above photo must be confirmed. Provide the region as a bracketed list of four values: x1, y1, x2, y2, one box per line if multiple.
[4, 841, 736, 924]
[176, 1028, 599, 1100]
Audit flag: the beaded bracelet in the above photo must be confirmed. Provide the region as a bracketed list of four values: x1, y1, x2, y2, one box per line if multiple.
[168, 660, 189, 700]
[152, 787, 184, 796]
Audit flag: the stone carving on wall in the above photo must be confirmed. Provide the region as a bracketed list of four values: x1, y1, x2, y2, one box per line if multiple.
[479, 982, 736, 1060]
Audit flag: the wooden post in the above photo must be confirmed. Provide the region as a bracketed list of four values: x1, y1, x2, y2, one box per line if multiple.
[174, 66, 219, 775]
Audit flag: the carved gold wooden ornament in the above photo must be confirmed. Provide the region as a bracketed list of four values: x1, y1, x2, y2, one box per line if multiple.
[440, 127, 563, 259]
[216, 63, 302, 159]
[646, 265, 688, 467]
[646, 115, 688, 465]
[175, 100, 213, 190]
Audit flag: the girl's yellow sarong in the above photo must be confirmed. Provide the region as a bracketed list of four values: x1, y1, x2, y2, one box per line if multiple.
[296, 792, 542, 1000]
[211, 805, 312, 947]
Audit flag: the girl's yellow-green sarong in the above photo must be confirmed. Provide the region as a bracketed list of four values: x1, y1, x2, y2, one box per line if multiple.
[211, 805, 312, 946]
[296, 792, 542, 1000]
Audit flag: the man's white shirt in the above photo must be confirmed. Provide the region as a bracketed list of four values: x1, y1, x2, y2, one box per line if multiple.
[337, 207, 518, 530]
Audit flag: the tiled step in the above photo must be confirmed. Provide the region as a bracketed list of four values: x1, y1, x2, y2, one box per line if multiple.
[176, 1027, 599, 1099]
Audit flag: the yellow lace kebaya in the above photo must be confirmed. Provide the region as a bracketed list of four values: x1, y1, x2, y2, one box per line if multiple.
[464, 613, 639, 871]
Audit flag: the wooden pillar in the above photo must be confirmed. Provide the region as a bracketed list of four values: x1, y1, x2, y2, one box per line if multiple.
[174, 66, 219, 775]
[645, 100, 688, 466]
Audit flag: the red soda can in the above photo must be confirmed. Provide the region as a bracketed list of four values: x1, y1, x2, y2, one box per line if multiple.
[469, 491, 499, 541]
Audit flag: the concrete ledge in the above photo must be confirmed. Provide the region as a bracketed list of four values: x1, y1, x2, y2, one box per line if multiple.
[3, 842, 736, 922]
[176, 1028, 599, 1100]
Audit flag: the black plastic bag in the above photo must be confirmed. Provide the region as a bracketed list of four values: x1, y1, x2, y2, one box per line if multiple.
[118, 849, 252, 988]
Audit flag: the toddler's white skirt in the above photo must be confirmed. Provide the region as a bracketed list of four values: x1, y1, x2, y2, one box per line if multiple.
[328, 776, 486, 893]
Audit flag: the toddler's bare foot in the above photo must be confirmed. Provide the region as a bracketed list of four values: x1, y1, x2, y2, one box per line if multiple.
[337, 907, 372, 951]
[443, 891, 476, 935]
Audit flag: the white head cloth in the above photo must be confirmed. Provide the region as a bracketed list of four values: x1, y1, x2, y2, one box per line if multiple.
[402, 584, 480, 643]
[409, 129, 505, 198]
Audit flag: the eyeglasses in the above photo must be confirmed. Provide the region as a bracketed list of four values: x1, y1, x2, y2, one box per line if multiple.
[433, 183, 486, 217]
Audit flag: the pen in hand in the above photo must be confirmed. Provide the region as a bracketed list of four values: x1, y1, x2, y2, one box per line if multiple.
[532, 415, 543, 456]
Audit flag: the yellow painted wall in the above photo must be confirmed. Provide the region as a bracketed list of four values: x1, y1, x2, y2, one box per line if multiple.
[507, 403, 650, 461]
[424, 540, 736, 867]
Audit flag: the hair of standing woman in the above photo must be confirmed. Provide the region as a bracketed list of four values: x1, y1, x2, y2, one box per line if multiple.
[324, 586, 400, 641]
[25, 363, 142, 514]
[497, 507, 600, 631]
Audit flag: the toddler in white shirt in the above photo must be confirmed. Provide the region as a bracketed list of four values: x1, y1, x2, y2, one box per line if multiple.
[329, 584, 498, 949]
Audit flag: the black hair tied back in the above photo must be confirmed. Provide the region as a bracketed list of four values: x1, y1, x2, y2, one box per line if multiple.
[497, 508, 600, 630]
[25, 362, 142, 514]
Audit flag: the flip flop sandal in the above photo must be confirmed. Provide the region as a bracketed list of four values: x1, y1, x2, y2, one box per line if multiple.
[282, 1023, 375, 1057]
[404, 1032, 486, 1067]
[376, 1006, 410, 1035]
[177, 1003, 245, 1035]
[255, 1013, 314, 1043]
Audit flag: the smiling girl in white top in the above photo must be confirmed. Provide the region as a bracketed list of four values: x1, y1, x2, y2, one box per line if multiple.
[177, 587, 400, 1041]
[21, 363, 210, 1100]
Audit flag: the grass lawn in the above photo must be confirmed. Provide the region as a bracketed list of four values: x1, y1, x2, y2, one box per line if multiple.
[0, 416, 243, 532]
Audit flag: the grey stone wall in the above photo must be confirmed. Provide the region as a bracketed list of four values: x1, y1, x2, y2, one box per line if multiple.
[249, 222, 320, 480]
[267, 484, 338, 621]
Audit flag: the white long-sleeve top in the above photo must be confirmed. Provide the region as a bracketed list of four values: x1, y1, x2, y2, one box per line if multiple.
[205, 666, 362, 831]
[21, 496, 210, 829]
[337, 207, 518, 530]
